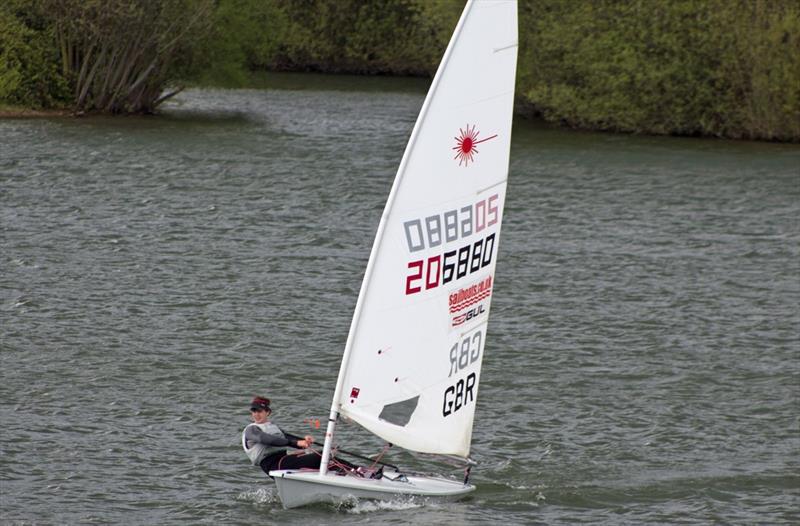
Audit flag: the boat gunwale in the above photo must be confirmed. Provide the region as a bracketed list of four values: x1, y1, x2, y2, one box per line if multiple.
[269, 469, 476, 496]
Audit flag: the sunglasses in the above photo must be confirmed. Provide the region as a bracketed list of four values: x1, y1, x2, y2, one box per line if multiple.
[250, 407, 265, 413]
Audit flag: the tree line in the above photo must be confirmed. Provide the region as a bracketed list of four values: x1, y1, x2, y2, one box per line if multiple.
[1, 0, 797, 141]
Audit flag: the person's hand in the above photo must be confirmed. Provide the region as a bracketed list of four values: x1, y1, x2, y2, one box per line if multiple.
[297, 436, 314, 448]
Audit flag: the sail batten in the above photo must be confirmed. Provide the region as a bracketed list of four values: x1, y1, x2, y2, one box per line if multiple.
[326, 0, 518, 460]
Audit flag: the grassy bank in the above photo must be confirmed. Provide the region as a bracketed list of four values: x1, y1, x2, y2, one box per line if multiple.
[0, 103, 70, 118]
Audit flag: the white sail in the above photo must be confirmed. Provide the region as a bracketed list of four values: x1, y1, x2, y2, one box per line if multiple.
[330, 0, 518, 458]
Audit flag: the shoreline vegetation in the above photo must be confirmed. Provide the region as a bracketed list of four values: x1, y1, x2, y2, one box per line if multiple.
[0, 103, 70, 118]
[1, 0, 798, 142]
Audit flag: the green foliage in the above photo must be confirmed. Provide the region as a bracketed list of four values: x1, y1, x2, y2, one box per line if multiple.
[0, 0, 215, 114]
[0, 1, 69, 108]
[235, 0, 797, 141]
[2, 0, 797, 140]
[43, 0, 215, 114]
[259, 0, 461, 75]
[519, 0, 800, 141]
[187, 0, 291, 87]
[717, 0, 800, 141]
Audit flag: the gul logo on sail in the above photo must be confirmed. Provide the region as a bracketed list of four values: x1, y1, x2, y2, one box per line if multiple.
[452, 124, 497, 166]
[449, 275, 492, 327]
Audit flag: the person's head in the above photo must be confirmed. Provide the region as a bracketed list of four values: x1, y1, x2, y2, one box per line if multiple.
[249, 396, 271, 423]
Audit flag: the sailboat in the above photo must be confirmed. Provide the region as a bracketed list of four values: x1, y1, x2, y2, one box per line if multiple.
[270, 0, 518, 508]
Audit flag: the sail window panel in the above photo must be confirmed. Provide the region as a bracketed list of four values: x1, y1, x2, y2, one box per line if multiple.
[378, 396, 420, 427]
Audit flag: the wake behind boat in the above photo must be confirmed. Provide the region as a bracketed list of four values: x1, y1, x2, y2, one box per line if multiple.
[268, 0, 518, 508]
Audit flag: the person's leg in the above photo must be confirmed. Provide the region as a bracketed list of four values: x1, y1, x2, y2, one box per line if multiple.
[259, 451, 285, 476]
[276, 452, 321, 470]
[265, 450, 376, 477]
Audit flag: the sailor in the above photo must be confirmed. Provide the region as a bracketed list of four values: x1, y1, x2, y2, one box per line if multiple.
[242, 396, 321, 476]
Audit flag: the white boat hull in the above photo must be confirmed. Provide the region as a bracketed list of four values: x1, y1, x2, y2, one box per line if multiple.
[269, 469, 475, 509]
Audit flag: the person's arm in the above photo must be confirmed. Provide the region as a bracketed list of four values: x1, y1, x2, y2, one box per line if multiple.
[284, 430, 315, 449]
[244, 425, 293, 448]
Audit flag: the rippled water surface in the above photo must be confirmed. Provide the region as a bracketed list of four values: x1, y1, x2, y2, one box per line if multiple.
[2, 78, 799, 524]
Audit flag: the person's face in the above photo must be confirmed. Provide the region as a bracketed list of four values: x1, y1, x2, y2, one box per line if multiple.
[250, 407, 269, 424]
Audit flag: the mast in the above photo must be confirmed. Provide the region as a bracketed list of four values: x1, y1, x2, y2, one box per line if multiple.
[318, 0, 478, 475]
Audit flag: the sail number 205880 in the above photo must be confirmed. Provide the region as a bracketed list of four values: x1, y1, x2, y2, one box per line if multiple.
[404, 194, 499, 295]
[406, 234, 495, 295]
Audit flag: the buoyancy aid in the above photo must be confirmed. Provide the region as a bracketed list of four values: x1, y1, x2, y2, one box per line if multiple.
[242, 421, 288, 466]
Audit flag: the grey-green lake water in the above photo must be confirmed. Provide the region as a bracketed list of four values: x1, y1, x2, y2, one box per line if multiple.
[2, 76, 799, 524]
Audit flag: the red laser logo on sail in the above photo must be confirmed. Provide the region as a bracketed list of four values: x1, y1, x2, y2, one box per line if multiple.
[453, 124, 497, 166]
